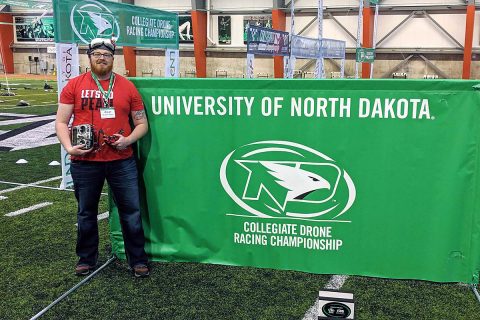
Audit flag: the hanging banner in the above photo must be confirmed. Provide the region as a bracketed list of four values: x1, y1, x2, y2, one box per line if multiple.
[291, 35, 321, 59]
[320, 38, 346, 79]
[356, 48, 376, 63]
[110, 79, 480, 284]
[247, 25, 290, 56]
[0, 0, 51, 9]
[52, 0, 179, 48]
[55, 42, 79, 189]
[321, 39, 346, 59]
[164, 49, 179, 78]
[243, 16, 272, 44]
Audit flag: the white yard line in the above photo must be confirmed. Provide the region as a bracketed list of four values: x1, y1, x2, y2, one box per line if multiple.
[301, 275, 350, 320]
[0, 195, 7, 200]
[0, 176, 62, 195]
[324, 275, 349, 290]
[0, 99, 38, 103]
[0, 105, 47, 110]
[74, 211, 110, 226]
[5, 201, 52, 217]
[1, 82, 33, 85]
[1, 93, 55, 97]
[0, 114, 55, 125]
[0, 113, 35, 117]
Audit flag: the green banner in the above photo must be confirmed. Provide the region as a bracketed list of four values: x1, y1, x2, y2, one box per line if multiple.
[356, 48, 375, 63]
[0, 0, 51, 9]
[110, 79, 480, 284]
[52, 0, 178, 48]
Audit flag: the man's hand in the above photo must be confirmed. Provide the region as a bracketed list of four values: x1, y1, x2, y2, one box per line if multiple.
[111, 134, 131, 150]
[67, 145, 93, 156]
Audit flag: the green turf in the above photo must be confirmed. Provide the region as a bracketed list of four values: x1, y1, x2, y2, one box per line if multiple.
[0, 183, 329, 320]
[43, 263, 331, 320]
[2, 188, 480, 320]
[343, 277, 480, 319]
[0, 123, 33, 131]
[0, 79, 61, 190]
[0, 103, 58, 115]
[1, 79, 58, 90]
[0, 81, 58, 115]
[0, 144, 62, 190]
[0, 186, 109, 320]
[0, 104, 58, 115]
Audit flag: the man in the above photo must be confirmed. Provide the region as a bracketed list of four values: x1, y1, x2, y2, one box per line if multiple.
[55, 38, 150, 277]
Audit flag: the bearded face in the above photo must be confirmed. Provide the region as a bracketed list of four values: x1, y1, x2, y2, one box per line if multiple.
[89, 49, 114, 77]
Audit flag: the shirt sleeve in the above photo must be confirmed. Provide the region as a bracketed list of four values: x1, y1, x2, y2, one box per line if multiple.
[59, 78, 75, 104]
[129, 81, 145, 112]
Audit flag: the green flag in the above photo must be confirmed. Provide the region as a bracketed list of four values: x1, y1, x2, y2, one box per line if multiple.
[52, 0, 178, 48]
[0, 0, 51, 9]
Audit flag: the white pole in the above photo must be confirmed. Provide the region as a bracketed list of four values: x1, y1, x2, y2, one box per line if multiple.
[472, 284, 480, 304]
[316, 0, 324, 78]
[355, 0, 364, 79]
[370, 4, 379, 79]
[340, 59, 345, 78]
[290, 0, 295, 35]
[290, 0, 295, 77]
[285, 0, 295, 79]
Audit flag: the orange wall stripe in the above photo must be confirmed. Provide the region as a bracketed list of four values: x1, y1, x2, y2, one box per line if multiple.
[362, 7, 373, 79]
[192, 11, 207, 78]
[0, 14, 14, 73]
[462, 4, 475, 79]
[123, 46, 136, 77]
[272, 9, 286, 78]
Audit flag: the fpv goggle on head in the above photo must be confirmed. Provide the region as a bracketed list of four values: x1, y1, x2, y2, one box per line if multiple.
[87, 38, 116, 56]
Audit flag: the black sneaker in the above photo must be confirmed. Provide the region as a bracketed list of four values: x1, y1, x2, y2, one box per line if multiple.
[133, 264, 150, 278]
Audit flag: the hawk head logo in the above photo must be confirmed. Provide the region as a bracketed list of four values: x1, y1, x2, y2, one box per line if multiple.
[85, 11, 113, 36]
[70, 1, 120, 44]
[220, 141, 356, 220]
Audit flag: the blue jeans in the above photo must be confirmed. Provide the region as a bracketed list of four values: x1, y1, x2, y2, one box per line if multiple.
[70, 157, 148, 267]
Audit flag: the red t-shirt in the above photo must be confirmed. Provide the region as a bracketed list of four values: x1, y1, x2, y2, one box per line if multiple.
[60, 72, 144, 161]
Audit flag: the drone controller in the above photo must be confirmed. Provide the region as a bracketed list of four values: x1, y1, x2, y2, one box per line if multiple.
[71, 124, 95, 150]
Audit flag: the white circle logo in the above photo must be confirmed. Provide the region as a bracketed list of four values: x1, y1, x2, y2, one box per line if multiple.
[220, 141, 356, 220]
[70, 0, 120, 44]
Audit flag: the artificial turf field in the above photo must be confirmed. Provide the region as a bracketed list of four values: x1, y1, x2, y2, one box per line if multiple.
[0, 78, 479, 320]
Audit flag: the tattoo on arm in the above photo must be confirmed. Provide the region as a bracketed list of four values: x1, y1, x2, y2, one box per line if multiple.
[134, 110, 146, 120]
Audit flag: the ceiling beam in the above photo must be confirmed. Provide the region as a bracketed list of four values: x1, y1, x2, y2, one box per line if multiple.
[273, 0, 285, 10]
[191, 0, 206, 11]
